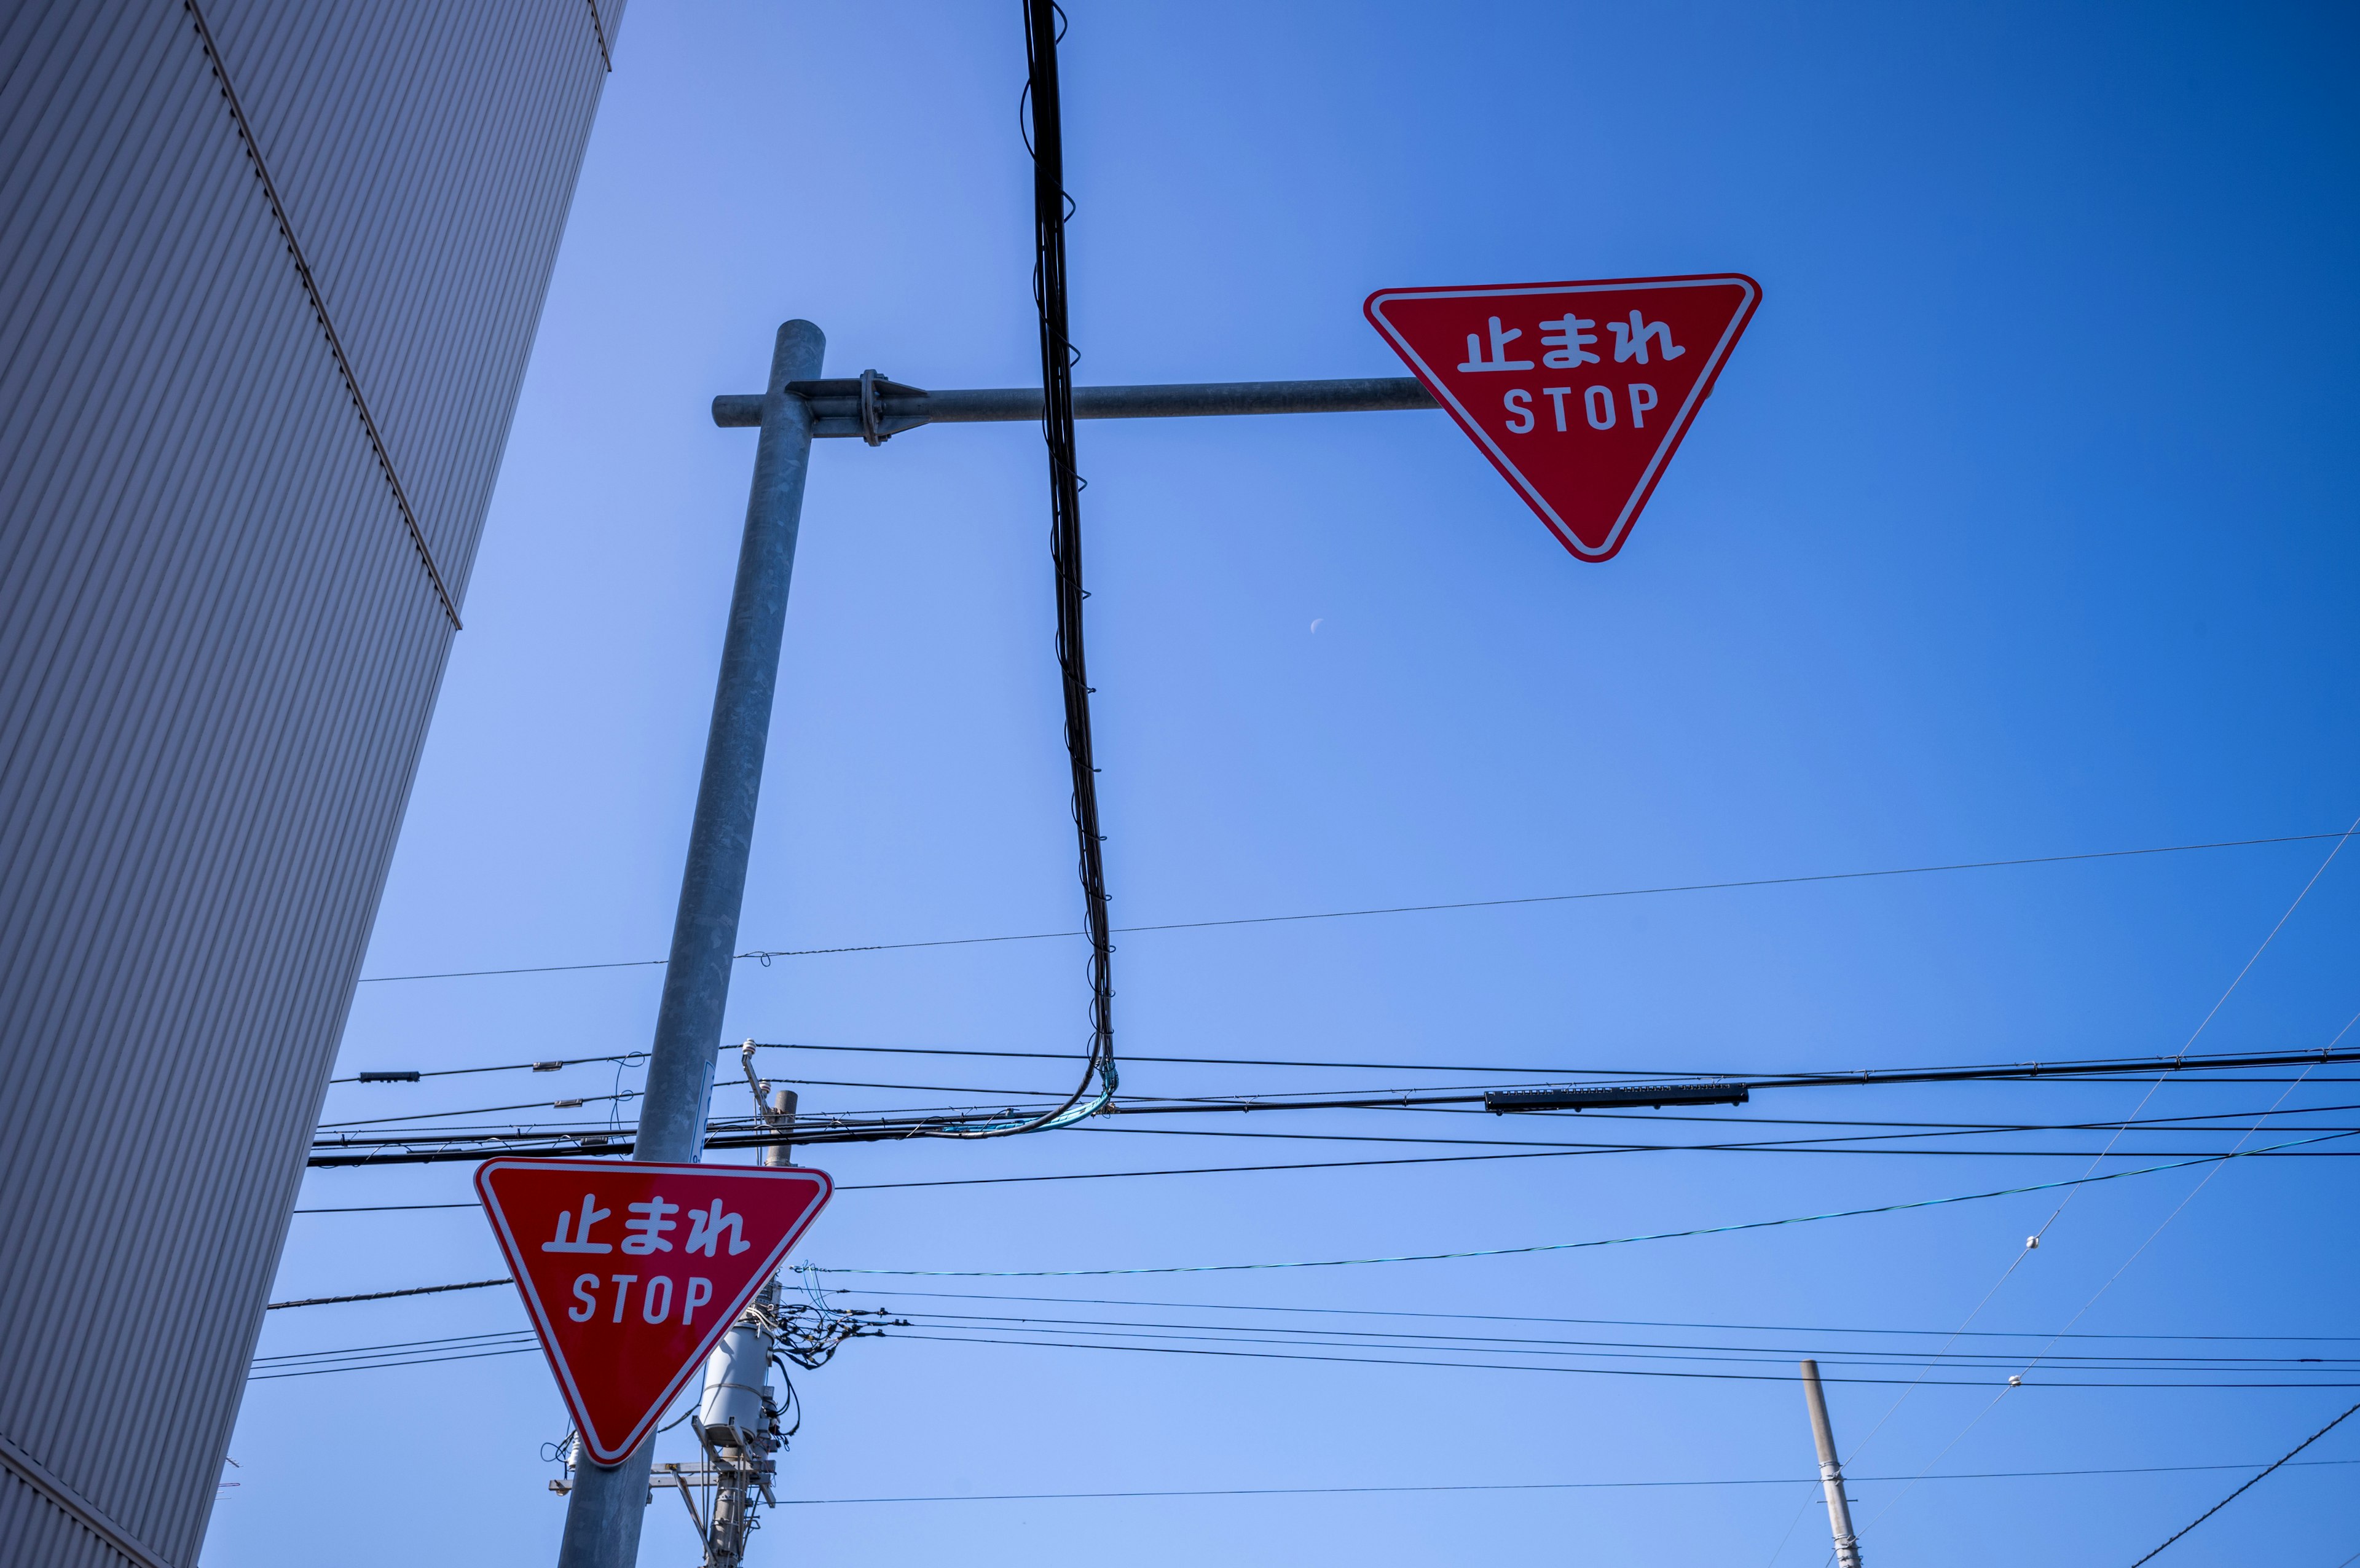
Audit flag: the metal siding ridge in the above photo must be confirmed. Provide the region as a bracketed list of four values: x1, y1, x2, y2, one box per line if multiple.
[177, 0, 462, 629]
[0, 1457, 165, 1568]
[198, 0, 434, 551]
[350, 5, 487, 560]
[212, 0, 599, 588]
[583, 0, 613, 69]
[269, 0, 454, 559]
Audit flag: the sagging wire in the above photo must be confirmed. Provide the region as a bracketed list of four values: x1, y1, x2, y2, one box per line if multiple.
[910, 0, 1120, 1145]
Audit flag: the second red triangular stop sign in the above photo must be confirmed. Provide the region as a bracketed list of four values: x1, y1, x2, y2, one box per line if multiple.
[476, 1159, 833, 1463]
[1365, 274, 1761, 561]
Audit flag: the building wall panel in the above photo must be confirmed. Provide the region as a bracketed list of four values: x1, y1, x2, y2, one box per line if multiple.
[203, 0, 612, 599]
[0, 1, 614, 1561]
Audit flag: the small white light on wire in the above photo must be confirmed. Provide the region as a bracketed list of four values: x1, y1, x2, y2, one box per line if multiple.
[2025, 1236, 2040, 1250]
[2008, 1375, 2023, 1386]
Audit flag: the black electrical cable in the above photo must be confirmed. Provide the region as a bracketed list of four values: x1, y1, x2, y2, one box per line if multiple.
[739, 1038, 2360, 1079]
[2126, 1402, 2360, 1566]
[303, 1120, 2360, 1171]
[288, 1104, 2360, 1193]
[248, 1344, 540, 1380]
[328, 1054, 640, 1083]
[253, 1330, 532, 1363]
[989, 0, 1118, 1143]
[267, 1279, 509, 1309]
[881, 1310, 2358, 1369]
[245, 1320, 2353, 1385]
[827, 1287, 2360, 1344]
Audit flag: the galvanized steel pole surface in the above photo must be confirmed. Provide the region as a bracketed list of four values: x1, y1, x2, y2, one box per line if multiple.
[1799, 1359, 1866, 1568]
[554, 319, 826, 1568]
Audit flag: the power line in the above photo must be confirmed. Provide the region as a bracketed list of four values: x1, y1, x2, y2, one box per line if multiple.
[759, 1459, 2360, 1507]
[256, 1292, 2358, 1347]
[822, 1287, 2360, 1344]
[326, 1053, 640, 1084]
[350, 829, 2355, 983]
[879, 1309, 2356, 1370]
[297, 1093, 2360, 1174]
[245, 1319, 2354, 1386]
[293, 1202, 480, 1213]
[297, 1046, 2360, 1162]
[2126, 1403, 2360, 1566]
[289, 1116, 2358, 1213]
[266, 1279, 509, 1310]
[241, 1307, 2357, 1386]
[250, 1343, 540, 1381]
[820, 1141, 2357, 1195]
[883, 1330, 2360, 1388]
[805, 1130, 2351, 1277]
[315, 1090, 637, 1131]
[1841, 834, 2360, 1530]
[320, 1032, 2360, 1084]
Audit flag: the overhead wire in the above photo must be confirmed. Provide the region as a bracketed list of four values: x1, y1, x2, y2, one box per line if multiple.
[348, 828, 2358, 984]
[814, 1286, 2360, 1345]
[881, 1329, 2359, 1388]
[308, 1038, 2360, 1101]
[297, 1045, 2360, 1163]
[2125, 1402, 2360, 1567]
[1830, 815, 2360, 1540]
[245, 1316, 2360, 1386]
[1860, 1002, 2360, 1540]
[327, 1053, 641, 1083]
[803, 1130, 2353, 1277]
[753, 1459, 2360, 1507]
[871, 1308, 2358, 1371]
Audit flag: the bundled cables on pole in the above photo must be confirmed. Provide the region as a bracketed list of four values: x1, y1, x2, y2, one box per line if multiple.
[924, 0, 1117, 1139]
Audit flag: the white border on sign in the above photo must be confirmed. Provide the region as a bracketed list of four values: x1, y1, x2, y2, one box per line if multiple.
[1365, 276, 1760, 559]
[475, 1158, 835, 1465]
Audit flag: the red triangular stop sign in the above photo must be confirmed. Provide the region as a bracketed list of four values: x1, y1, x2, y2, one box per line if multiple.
[1365, 275, 1761, 561]
[476, 1158, 833, 1463]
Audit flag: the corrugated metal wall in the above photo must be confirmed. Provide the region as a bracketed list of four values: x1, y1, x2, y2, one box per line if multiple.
[0, 3, 619, 1563]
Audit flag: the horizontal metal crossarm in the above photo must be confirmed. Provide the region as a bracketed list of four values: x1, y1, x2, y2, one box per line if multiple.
[710, 375, 1439, 439]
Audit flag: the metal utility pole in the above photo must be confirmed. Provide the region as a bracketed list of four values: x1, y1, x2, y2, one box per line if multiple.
[553, 318, 825, 1568]
[1799, 1359, 1865, 1568]
[690, 1277, 787, 1568]
[760, 1089, 796, 1167]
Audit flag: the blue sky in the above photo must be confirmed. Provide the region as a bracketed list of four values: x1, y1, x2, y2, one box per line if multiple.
[207, 3, 2359, 1565]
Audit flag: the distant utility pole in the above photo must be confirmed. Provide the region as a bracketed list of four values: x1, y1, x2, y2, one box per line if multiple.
[1799, 1359, 1865, 1568]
